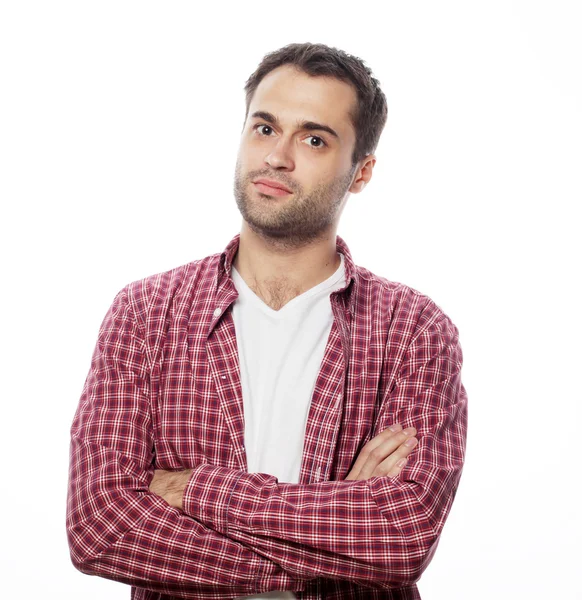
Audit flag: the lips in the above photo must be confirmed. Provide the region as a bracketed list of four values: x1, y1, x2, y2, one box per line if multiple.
[253, 178, 292, 193]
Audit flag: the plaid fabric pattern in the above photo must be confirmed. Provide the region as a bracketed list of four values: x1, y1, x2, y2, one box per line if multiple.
[67, 233, 468, 600]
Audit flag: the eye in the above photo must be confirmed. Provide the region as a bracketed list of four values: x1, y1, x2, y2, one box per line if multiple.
[254, 124, 274, 136]
[303, 135, 327, 150]
[252, 124, 327, 150]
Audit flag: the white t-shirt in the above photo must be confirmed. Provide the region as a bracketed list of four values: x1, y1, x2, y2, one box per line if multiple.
[230, 253, 346, 600]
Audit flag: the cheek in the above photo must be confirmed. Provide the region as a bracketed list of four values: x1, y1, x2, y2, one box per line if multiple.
[240, 140, 269, 167]
[301, 161, 335, 187]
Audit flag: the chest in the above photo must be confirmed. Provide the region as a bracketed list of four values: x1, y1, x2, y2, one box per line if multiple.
[148, 303, 389, 483]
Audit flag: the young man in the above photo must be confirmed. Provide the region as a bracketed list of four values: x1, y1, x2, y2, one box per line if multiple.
[67, 43, 468, 600]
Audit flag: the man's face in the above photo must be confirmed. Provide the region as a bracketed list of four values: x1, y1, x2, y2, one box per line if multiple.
[234, 65, 360, 244]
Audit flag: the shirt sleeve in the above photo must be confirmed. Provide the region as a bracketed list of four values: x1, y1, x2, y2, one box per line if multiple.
[66, 286, 308, 599]
[182, 302, 468, 590]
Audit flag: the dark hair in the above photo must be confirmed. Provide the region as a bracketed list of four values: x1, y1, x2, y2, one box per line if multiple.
[243, 42, 388, 167]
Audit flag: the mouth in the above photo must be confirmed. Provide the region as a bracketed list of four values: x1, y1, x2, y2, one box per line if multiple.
[253, 179, 293, 197]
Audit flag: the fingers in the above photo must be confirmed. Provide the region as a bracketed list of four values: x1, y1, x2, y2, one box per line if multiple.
[361, 426, 417, 480]
[382, 434, 418, 477]
[346, 424, 417, 480]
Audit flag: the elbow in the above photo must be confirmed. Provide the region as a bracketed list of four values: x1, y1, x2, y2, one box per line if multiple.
[373, 528, 440, 588]
[66, 514, 101, 576]
[67, 531, 92, 575]
[69, 549, 91, 575]
[395, 531, 440, 587]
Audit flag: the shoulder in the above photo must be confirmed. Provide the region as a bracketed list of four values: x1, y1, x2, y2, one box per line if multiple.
[354, 267, 464, 383]
[119, 251, 221, 325]
[354, 265, 455, 334]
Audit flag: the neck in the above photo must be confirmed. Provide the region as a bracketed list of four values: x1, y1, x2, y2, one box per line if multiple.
[232, 221, 341, 295]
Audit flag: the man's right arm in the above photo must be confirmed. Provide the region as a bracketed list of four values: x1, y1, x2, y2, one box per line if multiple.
[66, 286, 305, 599]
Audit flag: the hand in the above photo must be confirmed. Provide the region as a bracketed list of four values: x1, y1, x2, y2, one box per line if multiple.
[345, 424, 418, 480]
[149, 469, 193, 509]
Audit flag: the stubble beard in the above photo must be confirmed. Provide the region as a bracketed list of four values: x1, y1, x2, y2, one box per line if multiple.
[233, 160, 356, 247]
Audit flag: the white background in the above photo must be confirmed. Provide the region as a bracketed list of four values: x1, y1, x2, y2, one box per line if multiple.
[1, 1, 580, 598]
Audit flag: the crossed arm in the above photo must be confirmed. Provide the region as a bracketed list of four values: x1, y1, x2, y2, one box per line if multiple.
[149, 423, 419, 509]
[66, 287, 467, 598]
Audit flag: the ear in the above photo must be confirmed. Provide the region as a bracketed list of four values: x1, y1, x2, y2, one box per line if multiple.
[348, 155, 376, 194]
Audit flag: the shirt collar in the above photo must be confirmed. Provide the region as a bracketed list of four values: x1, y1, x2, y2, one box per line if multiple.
[218, 233, 358, 315]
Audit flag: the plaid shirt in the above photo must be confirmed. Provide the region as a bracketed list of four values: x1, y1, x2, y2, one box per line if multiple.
[67, 233, 468, 600]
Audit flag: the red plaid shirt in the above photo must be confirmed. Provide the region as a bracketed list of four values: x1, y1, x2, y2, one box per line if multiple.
[67, 233, 468, 600]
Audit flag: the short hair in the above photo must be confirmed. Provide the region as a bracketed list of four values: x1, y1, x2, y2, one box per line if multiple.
[243, 42, 388, 167]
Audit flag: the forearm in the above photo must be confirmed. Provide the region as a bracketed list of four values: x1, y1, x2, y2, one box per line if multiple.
[182, 464, 443, 589]
[67, 437, 307, 598]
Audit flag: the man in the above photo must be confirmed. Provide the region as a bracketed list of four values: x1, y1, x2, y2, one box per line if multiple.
[67, 42, 467, 600]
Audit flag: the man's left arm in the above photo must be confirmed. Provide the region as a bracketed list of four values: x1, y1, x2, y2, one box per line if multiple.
[157, 305, 468, 590]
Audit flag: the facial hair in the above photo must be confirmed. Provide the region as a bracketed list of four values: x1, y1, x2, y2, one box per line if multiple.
[233, 159, 356, 247]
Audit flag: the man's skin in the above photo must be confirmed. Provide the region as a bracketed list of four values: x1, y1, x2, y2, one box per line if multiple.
[149, 64, 419, 506]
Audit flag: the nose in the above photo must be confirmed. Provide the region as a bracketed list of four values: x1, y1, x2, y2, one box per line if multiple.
[265, 138, 295, 171]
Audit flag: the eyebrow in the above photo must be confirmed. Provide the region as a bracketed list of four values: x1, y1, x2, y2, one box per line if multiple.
[250, 110, 339, 140]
